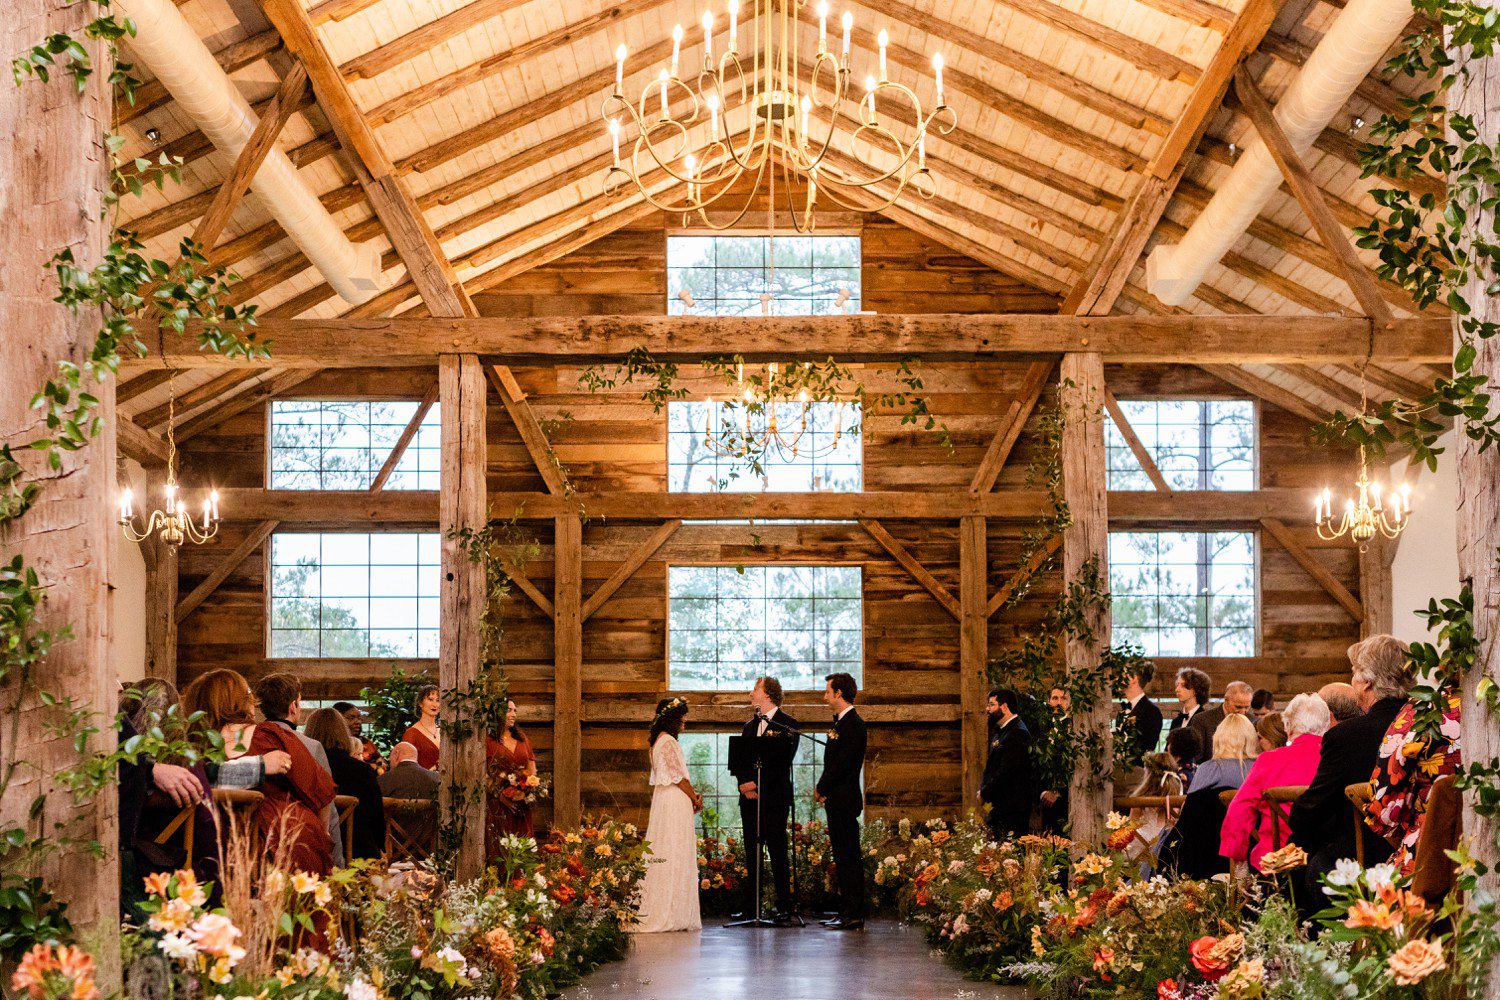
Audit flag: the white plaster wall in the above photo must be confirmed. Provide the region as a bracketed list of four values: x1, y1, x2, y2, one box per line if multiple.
[111, 457, 147, 683]
[1390, 431, 1461, 644]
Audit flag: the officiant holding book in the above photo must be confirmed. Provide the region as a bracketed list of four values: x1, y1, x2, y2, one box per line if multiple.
[730, 676, 799, 925]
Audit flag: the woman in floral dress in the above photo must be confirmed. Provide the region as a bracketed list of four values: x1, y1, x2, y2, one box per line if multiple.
[1366, 693, 1462, 873]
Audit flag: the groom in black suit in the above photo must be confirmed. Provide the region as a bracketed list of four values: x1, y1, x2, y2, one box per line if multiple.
[730, 675, 798, 923]
[815, 671, 867, 930]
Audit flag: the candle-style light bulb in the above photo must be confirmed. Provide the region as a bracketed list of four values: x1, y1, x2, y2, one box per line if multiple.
[671, 23, 684, 77]
[658, 68, 670, 117]
[728, 0, 739, 52]
[684, 152, 697, 201]
[707, 93, 720, 137]
[877, 28, 889, 80]
[841, 11, 852, 62]
[932, 51, 945, 104]
[210, 489, 220, 522]
[702, 11, 713, 60]
[817, 1, 829, 52]
[864, 74, 877, 121]
[615, 43, 627, 93]
[119, 486, 133, 521]
[608, 117, 621, 164]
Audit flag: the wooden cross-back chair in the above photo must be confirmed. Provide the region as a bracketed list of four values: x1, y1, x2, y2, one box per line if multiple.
[144, 790, 198, 864]
[1111, 794, 1182, 853]
[334, 794, 358, 860]
[211, 787, 265, 856]
[1344, 781, 1376, 865]
[383, 798, 437, 862]
[1261, 785, 1308, 851]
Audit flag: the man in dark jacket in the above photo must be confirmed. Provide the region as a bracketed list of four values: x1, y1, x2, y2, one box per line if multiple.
[730, 676, 799, 922]
[1289, 634, 1411, 887]
[816, 672, 867, 930]
[981, 688, 1032, 839]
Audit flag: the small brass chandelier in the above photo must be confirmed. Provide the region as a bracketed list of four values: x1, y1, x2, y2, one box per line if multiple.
[704, 361, 849, 461]
[119, 373, 221, 547]
[1313, 366, 1411, 548]
[602, 0, 955, 230]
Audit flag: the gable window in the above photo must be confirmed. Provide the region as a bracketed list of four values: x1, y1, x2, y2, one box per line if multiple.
[667, 399, 862, 492]
[270, 532, 440, 658]
[667, 235, 860, 316]
[682, 731, 834, 834]
[668, 565, 862, 690]
[1106, 399, 1256, 491]
[1109, 531, 1258, 657]
[270, 400, 440, 490]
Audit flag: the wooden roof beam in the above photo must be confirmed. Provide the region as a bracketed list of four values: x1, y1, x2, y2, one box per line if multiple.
[1198, 364, 1332, 423]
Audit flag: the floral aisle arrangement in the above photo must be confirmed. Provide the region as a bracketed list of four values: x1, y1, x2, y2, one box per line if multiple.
[695, 819, 843, 916]
[697, 830, 748, 915]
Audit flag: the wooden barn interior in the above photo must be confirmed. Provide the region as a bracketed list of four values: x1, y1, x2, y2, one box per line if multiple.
[9, 0, 1471, 887]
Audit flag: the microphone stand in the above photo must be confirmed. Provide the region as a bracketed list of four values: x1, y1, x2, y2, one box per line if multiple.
[754, 711, 828, 929]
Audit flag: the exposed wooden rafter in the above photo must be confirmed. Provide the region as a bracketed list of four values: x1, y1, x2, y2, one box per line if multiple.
[370, 382, 438, 491]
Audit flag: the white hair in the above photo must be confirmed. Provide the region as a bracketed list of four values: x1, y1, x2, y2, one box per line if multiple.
[1282, 693, 1332, 740]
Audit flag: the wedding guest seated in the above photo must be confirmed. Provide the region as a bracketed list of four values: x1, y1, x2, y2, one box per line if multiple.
[1125, 752, 1185, 868]
[1290, 635, 1409, 882]
[1318, 682, 1363, 725]
[403, 685, 442, 770]
[1168, 667, 1212, 761]
[334, 701, 385, 773]
[1368, 689, 1462, 873]
[380, 742, 440, 801]
[1252, 689, 1276, 721]
[1256, 712, 1287, 752]
[255, 673, 344, 867]
[179, 670, 293, 790]
[1166, 727, 1204, 787]
[1187, 714, 1258, 794]
[305, 708, 387, 861]
[1190, 681, 1253, 757]
[1221, 693, 1331, 874]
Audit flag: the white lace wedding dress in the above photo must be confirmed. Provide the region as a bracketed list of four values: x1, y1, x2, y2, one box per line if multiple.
[630, 733, 701, 933]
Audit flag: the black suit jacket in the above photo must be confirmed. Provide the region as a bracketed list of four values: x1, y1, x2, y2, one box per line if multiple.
[730, 709, 800, 805]
[1122, 696, 1164, 755]
[1288, 696, 1406, 862]
[981, 716, 1032, 824]
[817, 708, 867, 815]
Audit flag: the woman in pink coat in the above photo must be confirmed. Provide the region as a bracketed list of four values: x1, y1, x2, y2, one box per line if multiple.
[1221, 693, 1331, 873]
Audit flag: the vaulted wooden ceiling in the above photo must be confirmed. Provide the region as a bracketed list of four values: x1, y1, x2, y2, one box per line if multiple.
[115, 0, 1443, 434]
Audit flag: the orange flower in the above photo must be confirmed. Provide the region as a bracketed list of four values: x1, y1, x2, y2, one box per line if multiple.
[1388, 939, 1447, 985]
[931, 830, 951, 846]
[1344, 900, 1402, 931]
[11, 944, 99, 1000]
[142, 872, 173, 899]
[994, 891, 1013, 912]
[1188, 935, 1239, 982]
[1106, 828, 1135, 852]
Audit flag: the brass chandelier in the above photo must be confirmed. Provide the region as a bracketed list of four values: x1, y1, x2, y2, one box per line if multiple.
[602, 0, 955, 229]
[702, 361, 850, 461]
[1313, 366, 1411, 548]
[119, 373, 221, 547]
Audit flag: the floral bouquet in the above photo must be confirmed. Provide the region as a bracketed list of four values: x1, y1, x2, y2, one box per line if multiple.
[490, 769, 553, 811]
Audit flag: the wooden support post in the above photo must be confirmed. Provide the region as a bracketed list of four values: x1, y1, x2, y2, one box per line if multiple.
[140, 531, 178, 681]
[1358, 534, 1395, 637]
[439, 354, 487, 879]
[1059, 353, 1111, 845]
[553, 514, 583, 830]
[959, 516, 988, 810]
[1, 0, 119, 966]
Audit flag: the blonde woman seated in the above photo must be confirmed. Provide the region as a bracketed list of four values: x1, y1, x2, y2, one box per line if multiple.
[1187, 714, 1259, 794]
[1126, 752, 1186, 867]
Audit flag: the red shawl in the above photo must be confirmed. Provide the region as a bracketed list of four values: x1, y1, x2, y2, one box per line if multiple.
[248, 722, 336, 875]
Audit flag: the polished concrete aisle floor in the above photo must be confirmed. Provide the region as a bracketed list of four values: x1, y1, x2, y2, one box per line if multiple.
[559, 919, 1031, 1000]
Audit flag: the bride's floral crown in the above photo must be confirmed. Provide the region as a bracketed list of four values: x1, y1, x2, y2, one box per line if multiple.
[654, 697, 687, 722]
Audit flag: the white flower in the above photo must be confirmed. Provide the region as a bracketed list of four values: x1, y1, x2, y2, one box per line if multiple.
[975, 888, 993, 903]
[1366, 863, 1398, 892]
[1324, 858, 1363, 893]
[952, 915, 970, 936]
[1105, 812, 1129, 831]
[344, 980, 377, 1000]
[157, 933, 196, 961]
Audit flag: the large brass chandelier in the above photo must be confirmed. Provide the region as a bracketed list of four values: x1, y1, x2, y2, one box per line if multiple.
[703, 361, 850, 461]
[602, 0, 955, 229]
[1313, 365, 1411, 548]
[119, 374, 221, 547]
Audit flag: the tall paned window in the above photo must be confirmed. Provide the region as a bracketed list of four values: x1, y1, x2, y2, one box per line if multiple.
[668, 565, 862, 690]
[667, 400, 862, 492]
[1109, 531, 1258, 657]
[681, 732, 832, 834]
[1106, 400, 1256, 491]
[270, 400, 440, 490]
[269, 532, 440, 657]
[667, 235, 860, 316]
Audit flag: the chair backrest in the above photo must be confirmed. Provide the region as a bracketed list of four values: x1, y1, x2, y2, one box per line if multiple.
[1261, 785, 1308, 850]
[1411, 774, 1462, 906]
[145, 790, 197, 854]
[211, 787, 265, 857]
[334, 794, 358, 858]
[383, 797, 437, 861]
[1344, 781, 1376, 865]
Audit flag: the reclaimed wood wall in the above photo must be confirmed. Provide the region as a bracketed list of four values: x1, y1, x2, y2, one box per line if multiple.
[174, 214, 1365, 829]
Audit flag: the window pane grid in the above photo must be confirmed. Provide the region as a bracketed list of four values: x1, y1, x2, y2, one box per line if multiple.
[270, 532, 440, 658]
[667, 400, 862, 493]
[1105, 399, 1256, 492]
[1109, 531, 1258, 657]
[668, 565, 862, 690]
[682, 731, 830, 835]
[667, 235, 860, 316]
[270, 401, 440, 490]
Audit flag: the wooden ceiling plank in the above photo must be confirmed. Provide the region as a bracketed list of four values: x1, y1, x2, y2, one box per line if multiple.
[342, 0, 534, 80]
[1279, 364, 1366, 409]
[1341, 364, 1431, 401]
[134, 370, 258, 428]
[370, 382, 438, 491]
[117, 370, 175, 406]
[173, 369, 322, 442]
[1063, 0, 1284, 316]
[860, 519, 962, 620]
[192, 61, 308, 251]
[970, 359, 1054, 493]
[1233, 67, 1396, 328]
[118, 29, 281, 125]
[118, 416, 171, 466]
[993, 0, 1200, 82]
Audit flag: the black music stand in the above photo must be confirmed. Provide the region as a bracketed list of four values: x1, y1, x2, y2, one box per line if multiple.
[727, 734, 794, 928]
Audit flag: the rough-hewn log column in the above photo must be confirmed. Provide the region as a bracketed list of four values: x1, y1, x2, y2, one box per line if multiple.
[1060, 353, 1112, 845]
[438, 354, 486, 879]
[553, 515, 583, 830]
[1, 0, 118, 969]
[1453, 46, 1500, 941]
[959, 516, 988, 809]
[140, 531, 178, 681]
[1358, 535, 1394, 638]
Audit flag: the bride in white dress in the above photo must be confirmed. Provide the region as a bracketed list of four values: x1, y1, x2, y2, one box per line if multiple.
[631, 697, 703, 933]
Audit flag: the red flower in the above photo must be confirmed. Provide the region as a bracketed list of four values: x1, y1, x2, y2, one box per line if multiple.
[1158, 979, 1183, 1000]
[550, 884, 576, 904]
[1189, 937, 1233, 982]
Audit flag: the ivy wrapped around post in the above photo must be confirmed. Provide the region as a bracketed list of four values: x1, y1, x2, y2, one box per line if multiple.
[1059, 353, 1112, 846]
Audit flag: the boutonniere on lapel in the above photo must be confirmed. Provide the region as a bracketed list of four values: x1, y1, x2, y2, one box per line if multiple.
[828, 730, 840, 742]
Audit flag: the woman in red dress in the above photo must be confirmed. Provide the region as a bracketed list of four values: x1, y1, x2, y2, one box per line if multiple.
[402, 685, 442, 770]
[486, 699, 537, 853]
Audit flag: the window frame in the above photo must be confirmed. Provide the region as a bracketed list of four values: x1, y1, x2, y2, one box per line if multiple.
[1105, 396, 1260, 492]
[663, 561, 866, 693]
[1107, 528, 1262, 659]
[263, 528, 443, 661]
[264, 396, 441, 492]
[663, 397, 865, 494]
[664, 231, 864, 317]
